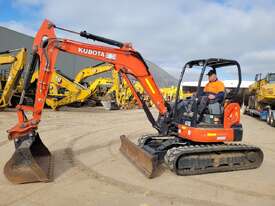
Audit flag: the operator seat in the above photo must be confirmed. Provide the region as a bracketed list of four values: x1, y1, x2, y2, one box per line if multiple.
[207, 89, 228, 116]
[208, 101, 222, 115]
[203, 90, 229, 125]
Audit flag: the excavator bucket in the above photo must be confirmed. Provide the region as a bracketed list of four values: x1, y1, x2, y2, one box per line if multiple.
[120, 135, 158, 178]
[4, 133, 53, 184]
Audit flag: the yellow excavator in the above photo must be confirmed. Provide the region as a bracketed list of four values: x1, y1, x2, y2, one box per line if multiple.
[29, 63, 115, 110]
[74, 63, 114, 105]
[121, 80, 146, 109]
[87, 77, 113, 100]
[0, 48, 26, 109]
[31, 70, 92, 110]
[120, 79, 148, 109]
[244, 73, 275, 127]
[101, 70, 145, 110]
[75, 63, 145, 110]
[160, 86, 192, 102]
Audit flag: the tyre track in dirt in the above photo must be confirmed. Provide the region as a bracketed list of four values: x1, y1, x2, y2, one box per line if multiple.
[62, 128, 273, 206]
[64, 145, 228, 206]
[188, 177, 275, 200]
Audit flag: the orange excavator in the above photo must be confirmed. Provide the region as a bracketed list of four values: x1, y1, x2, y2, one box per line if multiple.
[4, 19, 263, 184]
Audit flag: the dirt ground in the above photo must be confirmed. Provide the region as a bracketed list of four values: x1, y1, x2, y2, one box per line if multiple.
[0, 107, 274, 206]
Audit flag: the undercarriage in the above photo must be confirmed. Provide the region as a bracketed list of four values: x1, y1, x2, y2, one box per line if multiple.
[120, 134, 264, 177]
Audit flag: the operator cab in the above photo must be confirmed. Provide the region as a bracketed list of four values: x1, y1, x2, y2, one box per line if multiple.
[266, 73, 275, 84]
[173, 58, 242, 128]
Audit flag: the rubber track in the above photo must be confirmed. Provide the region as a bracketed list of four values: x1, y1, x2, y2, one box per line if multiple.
[164, 143, 264, 176]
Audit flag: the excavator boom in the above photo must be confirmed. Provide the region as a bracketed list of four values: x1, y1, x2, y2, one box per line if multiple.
[4, 19, 166, 183]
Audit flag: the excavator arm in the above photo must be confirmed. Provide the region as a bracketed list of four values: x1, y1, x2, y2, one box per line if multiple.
[4, 19, 167, 183]
[8, 19, 166, 140]
[57, 40, 165, 112]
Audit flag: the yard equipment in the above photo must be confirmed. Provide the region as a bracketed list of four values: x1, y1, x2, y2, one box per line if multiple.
[0, 48, 26, 109]
[74, 63, 114, 84]
[244, 73, 275, 127]
[75, 63, 115, 107]
[75, 64, 144, 110]
[160, 86, 192, 102]
[4, 19, 263, 184]
[31, 70, 91, 110]
[87, 77, 113, 96]
[101, 70, 144, 110]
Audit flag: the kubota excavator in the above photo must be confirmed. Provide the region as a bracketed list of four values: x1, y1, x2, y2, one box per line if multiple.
[4, 19, 263, 184]
[0, 48, 26, 109]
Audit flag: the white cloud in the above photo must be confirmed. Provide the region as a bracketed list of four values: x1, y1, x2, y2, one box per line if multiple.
[239, 50, 275, 78]
[3, 0, 275, 79]
[241, 50, 275, 62]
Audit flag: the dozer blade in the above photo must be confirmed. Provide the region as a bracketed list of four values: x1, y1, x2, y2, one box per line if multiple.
[4, 132, 53, 184]
[120, 135, 158, 178]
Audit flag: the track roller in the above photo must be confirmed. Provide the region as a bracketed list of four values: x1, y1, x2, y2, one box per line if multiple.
[164, 144, 264, 176]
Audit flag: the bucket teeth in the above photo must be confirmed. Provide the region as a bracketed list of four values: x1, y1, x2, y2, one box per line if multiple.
[120, 135, 158, 178]
[4, 132, 53, 184]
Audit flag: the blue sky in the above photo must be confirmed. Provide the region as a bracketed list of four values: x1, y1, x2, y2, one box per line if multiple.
[1, 0, 275, 80]
[0, 0, 41, 22]
[0, 1, 15, 21]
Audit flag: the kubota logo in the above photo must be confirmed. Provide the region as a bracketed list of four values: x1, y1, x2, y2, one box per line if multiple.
[78, 48, 105, 57]
[78, 47, 117, 60]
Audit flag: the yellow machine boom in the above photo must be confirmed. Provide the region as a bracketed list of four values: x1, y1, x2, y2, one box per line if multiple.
[74, 63, 114, 84]
[0, 48, 26, 109]
[31, 70, 91, 110]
